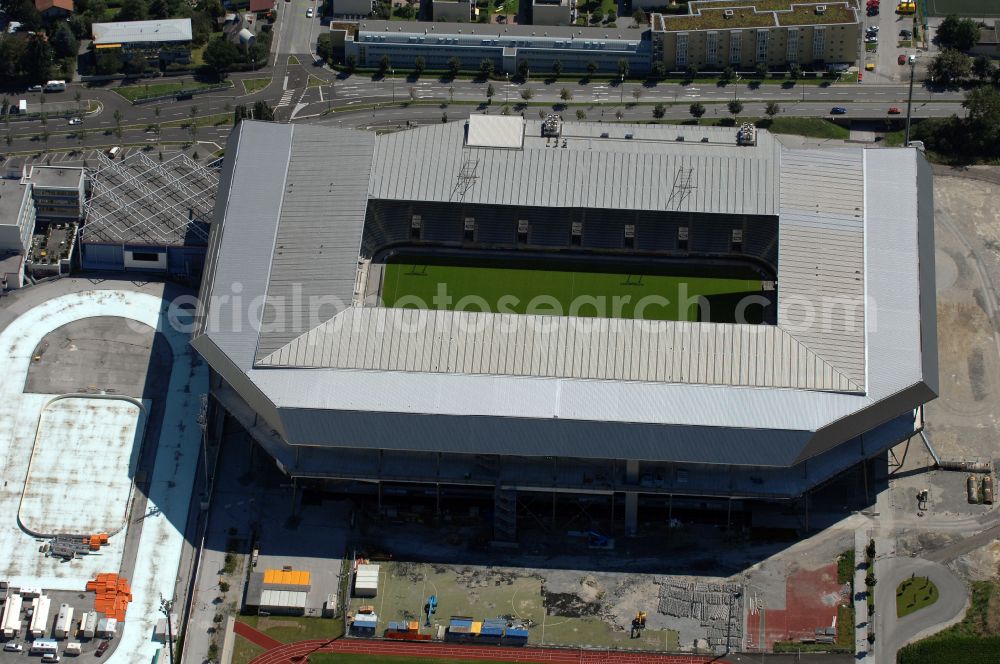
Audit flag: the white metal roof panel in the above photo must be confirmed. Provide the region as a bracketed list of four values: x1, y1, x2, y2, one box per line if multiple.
[92, 18, 192, 44]
[465, 115, 524, 149]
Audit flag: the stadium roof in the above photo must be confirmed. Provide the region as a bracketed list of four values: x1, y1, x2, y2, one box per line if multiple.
[92, 18, 192, 45]
[192, 120, 937, 467]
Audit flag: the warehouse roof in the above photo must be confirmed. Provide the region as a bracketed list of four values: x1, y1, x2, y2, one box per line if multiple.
[192, 121, 937, 466]
[92, 18, 192, 45]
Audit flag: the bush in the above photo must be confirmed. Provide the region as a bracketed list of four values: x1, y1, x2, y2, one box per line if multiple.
[837, 549, 855, 585]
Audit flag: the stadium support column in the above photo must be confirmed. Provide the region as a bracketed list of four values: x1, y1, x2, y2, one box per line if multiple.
[625, 460, 639, 537]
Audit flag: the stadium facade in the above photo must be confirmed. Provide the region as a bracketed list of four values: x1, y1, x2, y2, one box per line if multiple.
[193, 118, 936, 538]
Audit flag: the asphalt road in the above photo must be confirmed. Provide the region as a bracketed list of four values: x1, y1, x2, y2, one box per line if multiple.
[871, 556, 968, 664]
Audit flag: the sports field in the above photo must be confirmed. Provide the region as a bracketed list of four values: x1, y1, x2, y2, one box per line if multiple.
[927, 0, 1000, 17]
[380, 261, 762, 323]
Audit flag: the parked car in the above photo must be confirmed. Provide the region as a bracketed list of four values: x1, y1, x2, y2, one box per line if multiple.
[900, 29, 912, 37]
[888, 106, 901, 114]
[3, 643, 23, 653]
[831, 106, 848, 114]
[41, 654, 60, 663]
[96, 641, 110, 656]
[305, 7, 313, 16]
[28, 84, 42, 92]
[898, 54, 907, 65]
[68, 117, 82, 125]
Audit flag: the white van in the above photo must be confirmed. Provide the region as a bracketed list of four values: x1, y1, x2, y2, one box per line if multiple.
[17, 99, 27, 114]
[43, 80, 66, 92]
[29, 639, 58, 654]
[106, 146, 121, 159]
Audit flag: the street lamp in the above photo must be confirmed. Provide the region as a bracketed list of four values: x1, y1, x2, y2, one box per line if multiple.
[904, 55, 917, 145]
[619, 74, 624, 105]
[505, 72, 510, 106]
[160, 596, 174, 664]
[391, 68, 395, 103]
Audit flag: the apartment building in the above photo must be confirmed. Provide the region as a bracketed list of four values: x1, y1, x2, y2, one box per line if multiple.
[532, 0, 575, 27]
[433, 0, 472, 21]
[651, 0, 860, 70]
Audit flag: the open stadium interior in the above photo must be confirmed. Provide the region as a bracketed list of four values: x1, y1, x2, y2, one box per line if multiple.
[193, 116, 937, 537]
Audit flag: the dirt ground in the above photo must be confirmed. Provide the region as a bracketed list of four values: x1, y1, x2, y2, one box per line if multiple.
[920, 171, 1000, 465]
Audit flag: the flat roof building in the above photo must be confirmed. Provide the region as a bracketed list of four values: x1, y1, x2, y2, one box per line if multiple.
[194, 118, 936, 539]
[92, 18, 193, 46]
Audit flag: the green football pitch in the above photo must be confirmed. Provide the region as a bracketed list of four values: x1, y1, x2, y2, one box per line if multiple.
[380, 261, 763, 322]
[927, 0, 1000, 16]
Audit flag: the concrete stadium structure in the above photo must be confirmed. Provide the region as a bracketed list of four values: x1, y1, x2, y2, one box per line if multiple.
[193, 117, 937, 538]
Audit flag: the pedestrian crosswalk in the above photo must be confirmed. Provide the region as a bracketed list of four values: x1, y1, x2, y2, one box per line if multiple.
[276, 90, 295, 108]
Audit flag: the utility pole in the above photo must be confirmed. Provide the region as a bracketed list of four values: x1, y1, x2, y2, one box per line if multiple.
[904, 56, 916, 145]
[619, 74, 624, 105]
[160, 596, 174, 664]
[505, 72, 510, 106]
[391, 68, 395, 103]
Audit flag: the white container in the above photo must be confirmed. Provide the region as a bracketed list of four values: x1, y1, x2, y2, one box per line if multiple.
[54, 604, 74, 638]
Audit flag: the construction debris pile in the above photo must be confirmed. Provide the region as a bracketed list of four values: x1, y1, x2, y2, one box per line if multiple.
[86, 573, 132, 621]
[658, 581, 743, 652]
[45, 533, 110, 561]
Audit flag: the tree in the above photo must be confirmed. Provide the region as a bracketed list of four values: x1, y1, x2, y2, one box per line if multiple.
[684, 64, 698, 80]
[441, 112, 448, 123]
[378, 55, 391, 75]
[113, 109, 124, 139]
[653, 103, 665, 118]
[722, 65, 735, 81]
[517, 59, 529, 80]
[23, 33, 54, 84]
[963, 85, 1000, 152]
[651, 61, 666, 79]
[615, 109, 623, 120]
[765, 101, 781, 118]
[189, 105, 198, 141]
[936, 14, 979, 51]
[480, 58, 494, 78]
[929, 49, 971, 85]
[316, 33, 335, 64]
[689, 102, 706, 118]
[631, 87, 641, 103]
[148, 0, 170, 18]
[117, 0, 148, 21]
[754, 62, 768, 79]
[552, 59, 563, 76]
[51, 22, 79, 59]
[414, 56, 426, 78]
[252, 100, 274, 120]
[520, 87, 534, 101]
[789, 63, 801, 80]
[586, 61, 598, 78]
[447, 57, 461, 78]
[203, 36, 239, 79]
[973, 54, 995, 81]
[727, 99, 743, 118]
[617, 58, 629, 78]
[486, 83, 495, 101]
[632, 7, 646, 24]
[605, 9, 615, 23]
[95, 50, 123, 75]
[74, 90, 82, 116]
[345, 54, 357, 73]
[560, 87, 572, 101]
[575, 109, 586, 120]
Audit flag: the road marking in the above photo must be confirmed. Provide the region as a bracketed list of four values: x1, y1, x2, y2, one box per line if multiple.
[275, 90, 296, 108]
[283, 75, 289, 91]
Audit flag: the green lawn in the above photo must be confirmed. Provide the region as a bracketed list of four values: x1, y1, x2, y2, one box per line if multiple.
[897, 576, 940, 618]
[288, 55, 300, 65]
[238, 616, 343, 644]
[311, 656, 525, 664]
[307, 74, 328, 87]
[242, 78, 271, 94]
[230, 636, 266, 664]
[115, 79, 229, 102]
[380, 261, 762, 322]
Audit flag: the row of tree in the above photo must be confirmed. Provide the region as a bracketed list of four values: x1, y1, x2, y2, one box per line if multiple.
[911, 85, 1000, 160]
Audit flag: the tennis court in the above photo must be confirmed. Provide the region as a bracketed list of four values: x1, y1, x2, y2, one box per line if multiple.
[380, 262, 763, 323]
[927, 0, 1000, 17]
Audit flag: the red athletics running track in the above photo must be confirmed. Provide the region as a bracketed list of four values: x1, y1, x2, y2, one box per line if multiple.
[242, 633, 735, 664]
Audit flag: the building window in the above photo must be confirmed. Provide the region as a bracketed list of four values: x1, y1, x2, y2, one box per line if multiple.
[410, 214, 422, 240]
[464, 217, 476, 242]
[812, 27, 825, 60]
[786, 28, 798, 64]
[676, 32, 689, 68]
[706, 32, 719, 67]
[678, 226, 689, 251]
[755, 29, 769, 64]
[731, 228, 743, 252]
[571, 221, 583, 247]
[624, 223, 636, 249]
[729, 31, 741, 65]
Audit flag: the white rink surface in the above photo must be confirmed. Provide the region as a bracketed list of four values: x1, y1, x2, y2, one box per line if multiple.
[19, 396, 144, 537]
[0, 290, 207, 663]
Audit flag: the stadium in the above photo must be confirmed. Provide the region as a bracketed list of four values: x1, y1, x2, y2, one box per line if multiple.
[192, 117, 937, 538]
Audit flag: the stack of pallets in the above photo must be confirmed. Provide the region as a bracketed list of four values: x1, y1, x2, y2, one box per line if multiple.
[85, 573, 132, 621]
